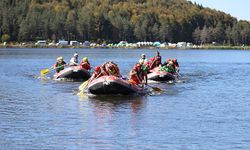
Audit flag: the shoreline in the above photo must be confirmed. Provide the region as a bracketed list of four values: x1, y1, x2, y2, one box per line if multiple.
[0, 44, 250, 50]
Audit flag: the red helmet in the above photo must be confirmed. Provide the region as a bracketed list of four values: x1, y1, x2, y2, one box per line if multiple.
[95, 66, 101, 72]
[136, 64, 142, 70]
[167, 58, 171, 62]
[173, 58, 177, 63]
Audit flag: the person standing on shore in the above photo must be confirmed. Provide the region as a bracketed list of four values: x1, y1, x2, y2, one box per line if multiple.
[69, 52, 78, 66]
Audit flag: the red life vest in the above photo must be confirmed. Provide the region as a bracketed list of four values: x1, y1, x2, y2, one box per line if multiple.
[148, 56, 161, 70]
[106, 64, 120, 77]
[129, 70, 143, 85]
[80, 61, 91, 70]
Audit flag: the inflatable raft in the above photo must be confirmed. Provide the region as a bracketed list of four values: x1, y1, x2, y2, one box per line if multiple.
[54, 66, 91, 80]
[87, 75, 145, 95]
[147, 67, 175, 81]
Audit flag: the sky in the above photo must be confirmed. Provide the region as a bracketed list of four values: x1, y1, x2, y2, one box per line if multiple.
[189, 0, 250, 21]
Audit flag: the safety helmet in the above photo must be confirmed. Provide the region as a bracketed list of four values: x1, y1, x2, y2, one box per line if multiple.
[95, 66, 101, 72]
[133, 66, 137, 71]
[82, 57, 88, 62]
[57, 57, 63, 61]
[167, 58, 171, 62]
[169, 61, 174, 65]
[74, 53, 78, 57]
[173, 58, 177, 63]
[141, 53, 146, 58]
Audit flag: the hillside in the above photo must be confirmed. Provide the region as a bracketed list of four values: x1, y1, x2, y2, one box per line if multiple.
[0, 0, 249, 45]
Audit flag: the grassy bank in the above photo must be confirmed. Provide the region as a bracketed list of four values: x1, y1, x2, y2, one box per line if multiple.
[192, 45, 250, 50]
[1, 43, 250, 50]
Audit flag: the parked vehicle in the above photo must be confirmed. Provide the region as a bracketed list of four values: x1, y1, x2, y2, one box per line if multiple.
[35, 40, 46, 46]
[70, 41, 80, 46]
[56, 40, 68, 46]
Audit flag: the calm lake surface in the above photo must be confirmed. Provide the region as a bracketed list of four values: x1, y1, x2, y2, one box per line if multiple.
[1, 48, 250, 149]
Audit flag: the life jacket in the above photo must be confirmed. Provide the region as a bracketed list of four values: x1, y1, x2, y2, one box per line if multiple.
[148, 56, 161, 70]
[69, 57, 78, 66]
[167, 65, 175, 73]
[103, 62, 121, 77]
[139, 58, 147, 65]
[129, 69, 143, 85]
[100, 63, 109, 75]
[54, 61, 66, 73]
[147, 58, 154, 70]
[160, 65, 175, 74]
[108, 64, 120, 77]
[80, 61, 91, 70]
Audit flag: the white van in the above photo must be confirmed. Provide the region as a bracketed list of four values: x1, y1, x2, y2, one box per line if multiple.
[70, 41, 79, 46]
[56, 40, 68, 46]
[35, 40, 47, 46]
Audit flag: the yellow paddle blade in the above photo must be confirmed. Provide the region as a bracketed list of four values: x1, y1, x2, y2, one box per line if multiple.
[151, 86, 162, 92]
[77, 90, 84, 97]
[148, 85, 162, 92]
[79, 80, 89, 91]
[40, 69, 50, 76]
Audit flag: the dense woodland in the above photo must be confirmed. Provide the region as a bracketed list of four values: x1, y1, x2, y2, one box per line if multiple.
[0, 0, 250, 45]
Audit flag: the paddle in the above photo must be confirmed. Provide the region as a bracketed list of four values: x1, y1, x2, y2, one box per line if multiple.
[40, 65, 65, 76]
[79, 80, 89, 91]
[147, 85, 163, 92]
[40, 69, 50, 76]
[79, 65, 110, 90]
[77, 79, 90, 96]
[175, 70, 181, 80]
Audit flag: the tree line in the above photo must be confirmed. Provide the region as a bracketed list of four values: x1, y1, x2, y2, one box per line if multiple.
[0, 0, 250, 45]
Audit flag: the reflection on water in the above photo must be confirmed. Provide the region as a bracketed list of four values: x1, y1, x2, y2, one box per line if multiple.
[89, 95, 145, 111]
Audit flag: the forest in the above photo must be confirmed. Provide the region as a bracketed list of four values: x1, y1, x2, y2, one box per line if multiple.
[0, 0, 250, 45]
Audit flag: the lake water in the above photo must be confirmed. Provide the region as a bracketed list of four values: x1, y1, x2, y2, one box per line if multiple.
[1, 48, 250, 149]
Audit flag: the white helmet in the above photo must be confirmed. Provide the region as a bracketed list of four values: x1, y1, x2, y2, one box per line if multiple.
[74, 52, 78, 57]
[141, 53, 146, 59]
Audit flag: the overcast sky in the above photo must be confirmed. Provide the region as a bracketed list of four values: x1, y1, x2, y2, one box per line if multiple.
[189, 0, 250, 21]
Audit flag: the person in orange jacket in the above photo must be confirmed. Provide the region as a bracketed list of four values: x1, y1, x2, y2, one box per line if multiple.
[79, 57, 91, 71]
[129, 63, 147, 86]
